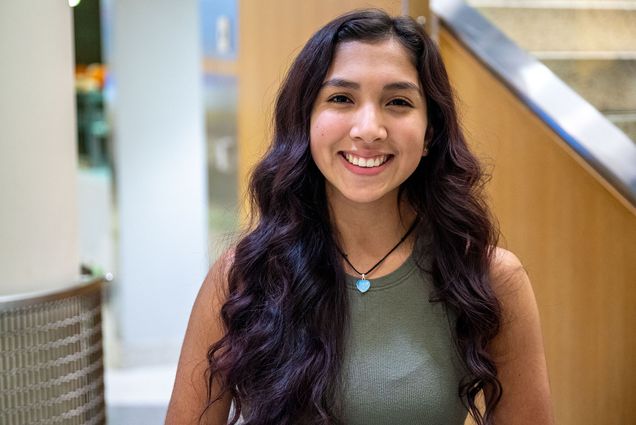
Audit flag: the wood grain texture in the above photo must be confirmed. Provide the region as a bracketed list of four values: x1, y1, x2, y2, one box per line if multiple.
[439, 28, 636, 425]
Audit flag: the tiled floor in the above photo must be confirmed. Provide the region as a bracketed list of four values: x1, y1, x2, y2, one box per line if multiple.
[107, 405, 168, 425]
[105, 364, 176, 424]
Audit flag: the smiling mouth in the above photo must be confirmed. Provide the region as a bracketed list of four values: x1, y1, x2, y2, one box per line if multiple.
[341, 152, 392, 168]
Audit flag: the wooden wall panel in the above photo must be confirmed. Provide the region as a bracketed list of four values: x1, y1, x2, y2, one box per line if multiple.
[439, 28, 636, 425]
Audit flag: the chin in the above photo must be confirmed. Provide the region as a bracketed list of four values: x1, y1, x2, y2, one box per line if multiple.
[326, 182, 399, 206]
[340, 191, 394, 205]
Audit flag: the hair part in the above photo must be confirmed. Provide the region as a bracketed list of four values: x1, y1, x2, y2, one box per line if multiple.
[204, 9, 502, 425]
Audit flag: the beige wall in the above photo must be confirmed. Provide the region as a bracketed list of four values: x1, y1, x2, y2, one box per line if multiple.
[0, 2, 79, 295]
[439, 27, 636, 425]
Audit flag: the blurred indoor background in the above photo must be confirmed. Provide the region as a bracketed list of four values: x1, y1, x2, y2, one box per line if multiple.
[1, 0, 634, 424]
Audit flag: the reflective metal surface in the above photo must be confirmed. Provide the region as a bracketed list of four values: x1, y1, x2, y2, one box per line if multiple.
[432, 0, 636, 207]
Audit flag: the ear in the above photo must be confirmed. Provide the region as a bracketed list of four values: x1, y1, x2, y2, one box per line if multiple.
[423, 126, 434, 157]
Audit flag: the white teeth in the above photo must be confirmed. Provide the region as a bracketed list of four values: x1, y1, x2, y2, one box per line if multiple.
[344, 153, 388, 168]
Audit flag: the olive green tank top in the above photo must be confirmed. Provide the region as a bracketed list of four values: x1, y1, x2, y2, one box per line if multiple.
[341, 248, 469, 424]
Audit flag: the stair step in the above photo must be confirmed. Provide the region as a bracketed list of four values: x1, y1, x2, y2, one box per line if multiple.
[539, 57, 636, 111]
[473, 5, 636, 52]
[605, 112, 636, 143]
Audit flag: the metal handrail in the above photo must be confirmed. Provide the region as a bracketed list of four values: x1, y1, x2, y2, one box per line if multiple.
[432, 0, 636, 207]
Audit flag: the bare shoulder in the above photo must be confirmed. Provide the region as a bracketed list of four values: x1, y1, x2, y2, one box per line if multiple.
[188, 246, 236, 352]
[490, 247, 526, 284]
[201, 248, 236, 305]
[491, 246, 522, 270]
[486, 247, 555, 424]
[488, 247, 533, 308]
[165, 248, 236, 425]
[488, 247, 541, 349]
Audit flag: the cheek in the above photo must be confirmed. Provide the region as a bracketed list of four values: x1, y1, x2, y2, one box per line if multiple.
[395, 128, 427, 166]
[407, 119, 428, 152]
[309, 120, 326, 164]
[311, 111, 349, 142]
[308, 124, 322, 160]
[309, 124, 324, 142]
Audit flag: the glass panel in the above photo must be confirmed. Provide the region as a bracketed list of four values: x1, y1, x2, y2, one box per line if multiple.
[200, 0, 240, 260]
[204, 74, 239, 259]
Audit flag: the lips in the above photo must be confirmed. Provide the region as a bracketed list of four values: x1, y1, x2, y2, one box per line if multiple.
[341, 152, 392, 168]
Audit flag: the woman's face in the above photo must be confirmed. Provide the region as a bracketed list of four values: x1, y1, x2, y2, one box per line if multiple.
[309, 38, 428, 207]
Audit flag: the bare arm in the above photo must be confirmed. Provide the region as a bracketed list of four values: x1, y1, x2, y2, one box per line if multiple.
[485, 248, 555, 424]
[165, 253, 233, 425]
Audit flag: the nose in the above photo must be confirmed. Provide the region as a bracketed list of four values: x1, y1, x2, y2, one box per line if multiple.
[349, 104, 387, 143]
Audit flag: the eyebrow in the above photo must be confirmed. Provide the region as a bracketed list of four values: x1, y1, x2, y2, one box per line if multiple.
[321, 78, 422, 95]
[384, 81, 421, 94]
[321, 78, 359, 89]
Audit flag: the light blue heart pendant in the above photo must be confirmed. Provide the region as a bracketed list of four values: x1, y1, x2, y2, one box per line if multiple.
[356, 279, 371, 293]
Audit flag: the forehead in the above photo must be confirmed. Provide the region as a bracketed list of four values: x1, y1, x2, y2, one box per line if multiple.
[325, 38, 419, 85]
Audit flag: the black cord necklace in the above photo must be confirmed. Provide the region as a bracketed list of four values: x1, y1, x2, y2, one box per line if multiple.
[337, 218, 419, 293]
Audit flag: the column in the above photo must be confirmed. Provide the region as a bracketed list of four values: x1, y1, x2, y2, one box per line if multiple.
[108, 0, 208, 365]
[0, 2, 79, 295]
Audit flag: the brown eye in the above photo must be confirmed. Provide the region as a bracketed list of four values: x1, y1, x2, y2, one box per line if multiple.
[388, 98, 413, 107]
[328, 95, 353, 104]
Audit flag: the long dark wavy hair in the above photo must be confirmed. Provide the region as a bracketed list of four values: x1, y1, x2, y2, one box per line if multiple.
[204, 9, 502, 425]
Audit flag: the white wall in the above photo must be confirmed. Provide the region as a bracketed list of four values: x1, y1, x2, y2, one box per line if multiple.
[109, 0, 208, 365]
[0, 2, 79, 295]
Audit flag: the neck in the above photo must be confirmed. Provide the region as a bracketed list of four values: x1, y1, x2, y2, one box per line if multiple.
[327, 188, 418, 276]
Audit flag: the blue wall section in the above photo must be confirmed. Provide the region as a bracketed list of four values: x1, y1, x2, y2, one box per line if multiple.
[200, 0, 238, 60]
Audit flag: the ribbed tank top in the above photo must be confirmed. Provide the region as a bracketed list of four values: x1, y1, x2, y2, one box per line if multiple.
[340, 246, 468, 424]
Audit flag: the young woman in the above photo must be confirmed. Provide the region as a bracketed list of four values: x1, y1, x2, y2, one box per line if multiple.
[166, 9, 554, 425]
